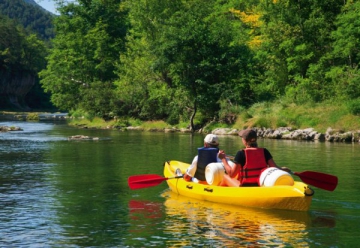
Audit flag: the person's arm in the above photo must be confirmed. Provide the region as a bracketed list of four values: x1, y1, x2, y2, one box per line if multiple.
[267, 158, 290, 172]
[267, 158, 278, 168]
[218, 150, 239, 177]
[264, 148, 290, 172]
[184, 156, 197, 181]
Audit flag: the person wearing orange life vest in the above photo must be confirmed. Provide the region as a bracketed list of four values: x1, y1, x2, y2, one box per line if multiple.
[218, 129, 290, 187]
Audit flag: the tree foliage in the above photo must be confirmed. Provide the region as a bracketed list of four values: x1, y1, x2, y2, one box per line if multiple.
[0, 0, 54, 40]
[0, 14, 48, 109]
[326, 1, 360, 101]
[118, 0, 253, 130]
[39, 0, 128, 118]
[25, 0, 360, 128]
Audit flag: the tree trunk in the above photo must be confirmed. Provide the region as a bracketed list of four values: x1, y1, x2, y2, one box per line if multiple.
[190, 100, 197, 133]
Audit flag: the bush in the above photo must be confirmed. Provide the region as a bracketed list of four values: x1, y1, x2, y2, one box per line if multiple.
[26, 113, 39, 121]
[346, 99, 360, 115]
[69, 109, 86, 118]
[276, 118, 288, 127]
[166, 113, 179, 125]
[254, 117, 271, 128]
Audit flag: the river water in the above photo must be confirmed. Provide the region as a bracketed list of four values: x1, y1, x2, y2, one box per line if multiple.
[0, 119, 359, 247]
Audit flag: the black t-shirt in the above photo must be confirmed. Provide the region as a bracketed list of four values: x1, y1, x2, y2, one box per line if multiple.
[234, 148, 273, 167]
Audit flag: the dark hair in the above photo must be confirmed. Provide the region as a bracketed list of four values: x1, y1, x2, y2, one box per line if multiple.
[239, 129, 257, 143]
[247, 141, 258, 148]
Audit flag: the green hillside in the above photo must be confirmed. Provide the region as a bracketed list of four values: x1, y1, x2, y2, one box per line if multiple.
[0, 0, 54, 40]
[0, 0, 54, 110]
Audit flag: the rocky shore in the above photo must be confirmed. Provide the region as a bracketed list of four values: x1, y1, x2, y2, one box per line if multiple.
[210, 127, 360, 143]
[160, 126, 360, 143]
[2, 122, 360, 143]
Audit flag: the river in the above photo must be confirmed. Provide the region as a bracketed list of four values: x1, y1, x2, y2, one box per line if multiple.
[0, 119, 359, 247]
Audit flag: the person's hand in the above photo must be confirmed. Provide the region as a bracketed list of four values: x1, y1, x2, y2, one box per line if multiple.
[218, 150, 226, 160]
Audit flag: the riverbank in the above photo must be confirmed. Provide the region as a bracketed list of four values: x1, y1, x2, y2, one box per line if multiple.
[2, 100, 360, 143]
[210, 127, 360, 143]
[65, 101, 360, 143]
[2, 119, 359, 143]
[119, 126, 360, 143]
[113, 126, 359, 142]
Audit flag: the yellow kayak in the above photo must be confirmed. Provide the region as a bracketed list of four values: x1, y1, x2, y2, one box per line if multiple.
[163, 160, 314, 211]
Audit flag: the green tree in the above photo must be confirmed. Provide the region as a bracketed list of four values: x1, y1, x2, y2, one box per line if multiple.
[120, 0, 252, 130]
[256, 0, 342, 103]
[39, 0, 128, 118]
[115, 0, 184, 122]
[326, 1, 360, 101]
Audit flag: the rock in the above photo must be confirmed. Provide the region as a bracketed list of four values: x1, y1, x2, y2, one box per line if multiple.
[0, 126, 23, 132]
[64, 124, 360, 143]
[209, 126, 360, 143]
[68, 135, 99, 140]
[125, 126, 143, 131]
[314, 133, 325, 141]
[267, 129, 282, 139]
[165, 128, 179, 133]
[212, 128, 238, 135]
[180, 128, 192, 133]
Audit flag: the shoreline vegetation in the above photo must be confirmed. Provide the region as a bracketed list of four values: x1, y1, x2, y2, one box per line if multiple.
[2, 101, 360, 143]
[3, 1, 360, 146]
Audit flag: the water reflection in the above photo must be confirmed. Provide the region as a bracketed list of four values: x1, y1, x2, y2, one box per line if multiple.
[127, 200, 166, 247]
[0, 120, 356, 247]
[162, 191, 312, 247]
[129, 200, 163, 219]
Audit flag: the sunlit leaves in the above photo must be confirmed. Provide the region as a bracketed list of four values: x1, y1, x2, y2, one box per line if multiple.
[40, 0, 128, 116]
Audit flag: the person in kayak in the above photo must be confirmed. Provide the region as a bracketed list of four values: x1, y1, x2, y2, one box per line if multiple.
[183, 134, 235, 183]
[218, 129, 289, 186]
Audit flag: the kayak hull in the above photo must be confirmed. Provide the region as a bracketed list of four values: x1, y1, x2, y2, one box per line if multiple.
[163, 160, 313, 211]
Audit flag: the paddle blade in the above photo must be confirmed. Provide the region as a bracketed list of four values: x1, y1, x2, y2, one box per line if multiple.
[128, 174, 168, 190]
[294, 171, 338, 191]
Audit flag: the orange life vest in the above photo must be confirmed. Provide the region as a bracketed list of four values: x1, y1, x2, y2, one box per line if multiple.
[239, 148, 268, 186]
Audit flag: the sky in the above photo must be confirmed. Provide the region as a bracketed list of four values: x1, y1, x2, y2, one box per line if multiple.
[36, 0, 57, 14]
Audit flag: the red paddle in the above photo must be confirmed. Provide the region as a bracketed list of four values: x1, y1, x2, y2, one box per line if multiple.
[291, 171, 338, 191]
[128, 174, 183, 190]
[229, 155, 338, 191]
[128, 170, 338, 191]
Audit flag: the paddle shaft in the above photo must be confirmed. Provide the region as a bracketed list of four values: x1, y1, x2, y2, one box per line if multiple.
[128, 174, 183, 190]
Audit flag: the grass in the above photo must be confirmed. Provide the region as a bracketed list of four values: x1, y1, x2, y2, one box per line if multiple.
[233, 101, 360, 133]
[68, 117, 172, 130]
[10, 100, 359, 133]
[140, 120, 171, 129]
[26, 113, 40, 121]
[69, 117, 115, 129]
[204, 122, 232, 132]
